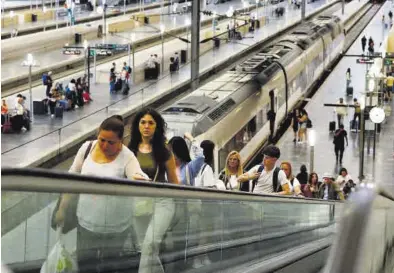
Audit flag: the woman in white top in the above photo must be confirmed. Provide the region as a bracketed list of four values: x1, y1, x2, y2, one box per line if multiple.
[336, 167, 353, 190]
[280, 161, 302, 196]
[55, 115, 146, 269]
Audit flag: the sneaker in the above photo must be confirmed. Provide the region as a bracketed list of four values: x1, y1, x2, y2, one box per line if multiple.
[51, 114, 55, 118]
[75, 105, 79, 109]
[192, 257, 204, 269]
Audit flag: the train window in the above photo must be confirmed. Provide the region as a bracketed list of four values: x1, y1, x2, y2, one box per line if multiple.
[164, 107, 200, 113]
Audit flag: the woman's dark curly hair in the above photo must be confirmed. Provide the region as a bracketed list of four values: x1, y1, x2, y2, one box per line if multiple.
[128, 108, 170, 165]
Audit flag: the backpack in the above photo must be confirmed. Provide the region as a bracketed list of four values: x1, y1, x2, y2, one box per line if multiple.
[42, 74, 48, 85]
[306, 118, 312, 128]
[252, 165, 281, 193]
[127, 66, 132, 74]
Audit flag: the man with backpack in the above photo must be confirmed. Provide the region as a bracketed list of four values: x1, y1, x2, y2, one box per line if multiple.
[238, 145, 290, 194]
[123, 62, 132, 83]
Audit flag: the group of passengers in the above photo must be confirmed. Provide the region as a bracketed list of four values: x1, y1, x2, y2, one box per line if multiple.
[110, 62, 132, 93]
[1, 95, 30, 132]
[52, 108, 355, 273]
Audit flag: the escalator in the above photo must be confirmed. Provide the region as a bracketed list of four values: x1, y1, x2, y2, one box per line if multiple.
[2, 168, 342, 273]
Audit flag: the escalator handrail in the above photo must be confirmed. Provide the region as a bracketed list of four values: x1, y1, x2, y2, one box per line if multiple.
[2, 167, 341, 204]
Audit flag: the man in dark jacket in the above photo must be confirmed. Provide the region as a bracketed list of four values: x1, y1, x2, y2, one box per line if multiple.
[319, 173, 344, 201]
[333, 124, 348, 164]
[361, 35, 367, 53]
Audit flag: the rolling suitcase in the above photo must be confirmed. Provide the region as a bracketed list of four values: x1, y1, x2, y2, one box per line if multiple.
[122, 83, 130, 95]
[346, 86, 353, 96]
[33, 100, 46, 115]
[115, 79, 122, 91]
[2, 115, 12, 133]
[55, 106, 64, 118]
[329, 121, 336, 132]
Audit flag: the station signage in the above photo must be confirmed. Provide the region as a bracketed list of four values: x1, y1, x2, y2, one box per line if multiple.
[62, 48, 82, 55]
[385, 52, 394, 58]
[95, 44, 129, 52]
[90, 49, 113, 56]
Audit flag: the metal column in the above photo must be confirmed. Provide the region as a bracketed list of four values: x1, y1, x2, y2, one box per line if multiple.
[301, 0, 306, 20]
[342, 0, 344, 15]
[190, 0, 201, 91]
[29, 66, 34, 121]
[310, 146, 314, 172]
[87, 46, 91, 93]
[358, 109, 365, 180]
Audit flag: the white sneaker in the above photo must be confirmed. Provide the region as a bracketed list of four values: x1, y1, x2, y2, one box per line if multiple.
[75, 105, 79, 109]
[51, 114, 55, 118]
[21, 127, 27, 132]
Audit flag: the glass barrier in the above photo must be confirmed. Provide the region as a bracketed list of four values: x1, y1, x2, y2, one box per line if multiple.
[2, 168, 343, 273]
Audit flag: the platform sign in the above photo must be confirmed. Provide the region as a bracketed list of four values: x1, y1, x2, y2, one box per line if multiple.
[63, 48, 82, 55]
[95, 44, 128, 52]
[357, 58, 374, 64]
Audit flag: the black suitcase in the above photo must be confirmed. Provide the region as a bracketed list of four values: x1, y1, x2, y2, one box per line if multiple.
[115, 79, 122, 91]
[181, 50, 187, 63]
[122, 83, 130, 95]
[329, 121, 336, 132]
[214, 37, 220, 48]
[346, 86, 353, 96]
[33, 100, 46, 115]
[55, 106, 64, 118]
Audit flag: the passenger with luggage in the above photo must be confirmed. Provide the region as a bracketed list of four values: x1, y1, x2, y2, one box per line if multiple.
[43, 71, 53, 97]
[361, 35, 367, 53]
[76, 78, 84, 107]
[109, 67, 116, 93]
[333, 124, 348, 165]
[335, 97, 347, 126]
[11, 94, 30, 132]
[54, 115, 146, 271]
[238, 145, 291, 195]
[302, 172, 322, 198]
[123, 62, 131, 83]
[67, 79, 78, 109]
[280, 161, 303, 196]
[120, 68, 130, 95]
[127, 108, 179, 273]
[48, 89, 61, 118]
[318, 173, 344, 201]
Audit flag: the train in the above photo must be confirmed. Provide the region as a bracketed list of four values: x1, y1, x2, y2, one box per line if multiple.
[161, 14, 345, 175]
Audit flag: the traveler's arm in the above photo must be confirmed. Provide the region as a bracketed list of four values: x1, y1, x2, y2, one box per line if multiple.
[278, 183, 291, 195]
[238, 167, 259, 183]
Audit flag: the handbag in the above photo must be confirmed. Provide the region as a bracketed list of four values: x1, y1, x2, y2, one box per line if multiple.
[134, 167, 159, 217]
[50, 142, 93, 234]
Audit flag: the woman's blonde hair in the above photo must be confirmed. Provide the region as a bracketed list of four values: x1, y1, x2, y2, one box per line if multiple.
[225, 151, 243, 177]
[280, 161, 294, 180]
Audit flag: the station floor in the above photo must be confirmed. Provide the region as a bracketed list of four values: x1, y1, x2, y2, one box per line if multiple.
[275, 1, 394, 185]
[1, 0, 331, 167]
[1, 0, 165, 34]
[1, 0, 258, 81]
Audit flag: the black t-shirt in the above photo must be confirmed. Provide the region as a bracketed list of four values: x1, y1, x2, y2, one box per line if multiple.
[333, 129, 347, 148]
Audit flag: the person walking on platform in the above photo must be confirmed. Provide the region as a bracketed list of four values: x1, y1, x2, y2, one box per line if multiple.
[352, 98, 361, 131]
[361, 35, 367, 53]
[333, 124, 348, 165]
[368, 37, 374, 55]
[345, 68, 351, 87]
[44, 71, 53, 97]
[335, 98, 347, 126]
[318, 173, 344, 201]
[238, 145, 290, 195]
[291, 109, 299, 142]
[297, 109, 309, 143]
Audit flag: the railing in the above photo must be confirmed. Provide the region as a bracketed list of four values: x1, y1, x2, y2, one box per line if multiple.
[2, 168, 342, 273]
[323, 183, 394, 273]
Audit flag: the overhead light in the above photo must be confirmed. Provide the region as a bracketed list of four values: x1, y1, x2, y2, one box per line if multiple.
[308, 129, 316, 147]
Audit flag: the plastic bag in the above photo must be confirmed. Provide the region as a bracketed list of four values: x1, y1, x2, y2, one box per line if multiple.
[40, 231, 78, 273]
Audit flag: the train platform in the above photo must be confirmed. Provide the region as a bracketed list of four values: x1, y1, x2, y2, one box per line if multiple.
[1, 0, 336, 168]
[1, 1, 168, 36]
[276, 0, 394, 185]
[1, 0, 254, 82]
